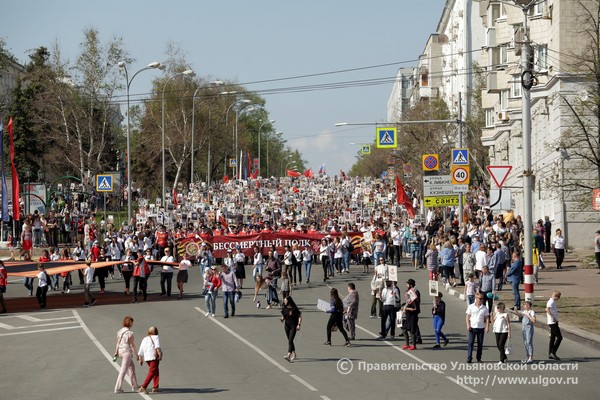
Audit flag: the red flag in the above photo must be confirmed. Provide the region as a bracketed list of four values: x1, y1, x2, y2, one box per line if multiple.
[287, 170, 300, 177]
[292, 187, 300, 193]
[218, 215, 229, 231]
[172, 188, 178, 206]
[302, 169, 314, 178]
[250, 169, 258, 179]
[223, 175, 229, 183]
[395, 175, 415, 218]
[256, 179, 261, 188]
[8, 117, 20, 221]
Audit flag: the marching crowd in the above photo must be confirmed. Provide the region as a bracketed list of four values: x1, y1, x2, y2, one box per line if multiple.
[0, 175, 580, 394]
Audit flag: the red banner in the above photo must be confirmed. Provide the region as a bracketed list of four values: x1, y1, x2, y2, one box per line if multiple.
[176, 232, 364, 259]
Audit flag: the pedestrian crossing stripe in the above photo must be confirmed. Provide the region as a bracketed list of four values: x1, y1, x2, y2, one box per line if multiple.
[451, 148, 469, 165]
[376, 127, 397, 148]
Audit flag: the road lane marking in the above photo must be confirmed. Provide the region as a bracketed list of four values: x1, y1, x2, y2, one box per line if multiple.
[72, 310, 152, 399]
[0, 320, 79, 330]
[355, 324, 481, 396]
[0, 325, 81, 336]
[195, 307, 325, 396]
[18, 315, 76, 322]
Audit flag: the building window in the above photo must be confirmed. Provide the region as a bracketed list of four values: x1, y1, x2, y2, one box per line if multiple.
[500, 90, 509, 111]
[532, 0, 545, 16]
[511, 74, 522, 97]
[485, 108, 495, 127]
[536, 44, 548, 71]
[489, 3, 506, 26]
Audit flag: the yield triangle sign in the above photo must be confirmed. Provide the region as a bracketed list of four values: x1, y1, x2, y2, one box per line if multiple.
[487, 165, 512, 188]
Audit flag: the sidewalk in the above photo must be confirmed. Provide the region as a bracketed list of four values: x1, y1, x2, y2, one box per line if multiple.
[441, 248, 600, 352]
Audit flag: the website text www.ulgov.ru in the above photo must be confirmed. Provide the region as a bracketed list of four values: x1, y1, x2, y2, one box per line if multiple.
[456, 375, 578, 387]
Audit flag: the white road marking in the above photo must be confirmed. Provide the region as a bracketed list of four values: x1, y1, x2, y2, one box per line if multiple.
[195, 307, 324, 396]
[0, 320, 79, 330]
[355, 324, 482, 396]
[18, 315, 76, 322]
[290, 374, 318, 391]
[0, 325, 81, 336]
[72, 310, 152, 399]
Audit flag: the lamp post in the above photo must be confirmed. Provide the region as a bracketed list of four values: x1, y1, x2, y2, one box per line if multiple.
[118, 61, 163, 227]
[191, 81, 223, 186]
[282, 159, 296, 176]
[235, 105, 257, 179]
[258, 119, 275, 177]
[161, 69, 195, 207]
[266, 131, 283, 178]
[225, 99, 252, 178]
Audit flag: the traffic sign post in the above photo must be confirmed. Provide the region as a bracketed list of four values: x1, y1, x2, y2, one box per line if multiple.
[424, 196, 459, 207]
[96, 174, 114, 192]
[422, 154, 439, 171]
[376, 127, 397, 148]
[451, 148, 469, 165]
[361, 145, 371, 154]
[451, 165, 470, 185]
[487, 165, 512, 188]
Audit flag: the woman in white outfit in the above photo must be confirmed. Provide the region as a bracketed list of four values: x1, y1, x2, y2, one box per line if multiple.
[114, 315, 139, 393]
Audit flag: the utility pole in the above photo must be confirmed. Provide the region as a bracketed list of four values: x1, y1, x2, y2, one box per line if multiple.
[457, 92, 464, 226]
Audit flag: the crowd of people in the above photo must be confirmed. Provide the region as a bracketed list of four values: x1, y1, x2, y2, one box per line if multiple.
[2, 174, 582, 391]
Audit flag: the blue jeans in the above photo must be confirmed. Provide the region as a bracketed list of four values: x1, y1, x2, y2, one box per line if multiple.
[253, 264, 263, 279]
[342, 252, 350, 272]
[467, 295, 475, 305]
[510, 279, 521, 309]
[205, 290, 216, 314]
[374, 252, 383, 266]
[433, 315, 447, 345]
[304, 261, 312, 282]
[223, 291, 235, 317]
[522, 326, 534, 358]
[467, 328, 485, 361]
[24, 278, 33, 294]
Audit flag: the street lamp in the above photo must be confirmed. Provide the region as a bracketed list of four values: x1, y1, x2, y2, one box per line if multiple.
[118, 61, 163, 227]
[191, 80, 223, 186]
[266, 131, 283, 178]
[283, 160, 297, 176]
[161, 69, 195, 207]
[225, 99, 252, 178]
[258, 119, 275, 177]
[235, 105, 258, 179]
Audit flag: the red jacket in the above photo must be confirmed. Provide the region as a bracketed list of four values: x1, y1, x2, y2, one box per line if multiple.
[0, 267, 7, 287]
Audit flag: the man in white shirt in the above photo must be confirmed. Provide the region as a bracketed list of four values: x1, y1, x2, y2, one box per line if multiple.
[546, 291, 562, 360]
[474, 244, 488, 278]
[159, 248, 175, 297]
[390, 223, 402, 267]
[377, 280, 400, 340]
[465, 293, 489, 363]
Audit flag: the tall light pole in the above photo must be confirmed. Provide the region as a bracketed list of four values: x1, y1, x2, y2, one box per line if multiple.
[225, 98, 251, 177]
[266, 131, 283, 178]
[235, 105, 257, 179]
[283, 160, 297, 177]
[118, 61, 162, 227]
[161, 69, 194, 207]
[258, 119, 275, 177]
[191, 80, 222, 186]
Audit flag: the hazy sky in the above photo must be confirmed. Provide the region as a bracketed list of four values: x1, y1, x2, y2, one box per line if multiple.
[2, 0, 446, 175]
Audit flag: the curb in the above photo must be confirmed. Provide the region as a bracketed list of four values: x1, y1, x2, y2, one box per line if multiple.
[440, 281, 600, 352]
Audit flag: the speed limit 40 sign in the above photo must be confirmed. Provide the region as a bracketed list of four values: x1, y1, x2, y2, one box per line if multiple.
[451, 165, 470, 185]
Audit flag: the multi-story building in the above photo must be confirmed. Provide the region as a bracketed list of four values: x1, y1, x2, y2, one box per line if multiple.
[479, 0, 597, 247]
[0, 55, 25, 113]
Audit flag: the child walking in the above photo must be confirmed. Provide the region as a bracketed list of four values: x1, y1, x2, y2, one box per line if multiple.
[464, 273, 476, 306]
[492, 302, 511, 364]
[515, 301, 536, 363]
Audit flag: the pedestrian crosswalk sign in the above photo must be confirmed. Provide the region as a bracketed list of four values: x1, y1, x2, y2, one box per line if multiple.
[376, 127, 397, 149]
[361, 145, 371, 154]
[96, 174, 114, 192]
[451, 148, 469, 165]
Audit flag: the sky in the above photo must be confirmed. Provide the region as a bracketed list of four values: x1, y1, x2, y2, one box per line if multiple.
[2, 0, 446, 175]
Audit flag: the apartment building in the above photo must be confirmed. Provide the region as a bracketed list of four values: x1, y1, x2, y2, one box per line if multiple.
[479, 0, 597, 246]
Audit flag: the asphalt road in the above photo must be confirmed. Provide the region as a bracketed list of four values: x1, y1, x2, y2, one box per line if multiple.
[1, 260, 598, 400]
